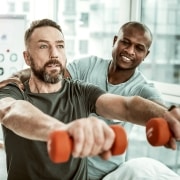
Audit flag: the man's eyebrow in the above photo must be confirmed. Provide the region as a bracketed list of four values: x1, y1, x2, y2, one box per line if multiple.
[37, 39, 64, 43]
[56, 40, 64, 43]
[123, 38, 146, 48]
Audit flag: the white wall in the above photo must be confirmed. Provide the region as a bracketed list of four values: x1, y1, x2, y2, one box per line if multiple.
[0, 15, 26, 81]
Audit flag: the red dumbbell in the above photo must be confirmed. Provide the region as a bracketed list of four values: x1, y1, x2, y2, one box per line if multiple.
[146, 117, 172, 146]
[47, 125, 128, 163]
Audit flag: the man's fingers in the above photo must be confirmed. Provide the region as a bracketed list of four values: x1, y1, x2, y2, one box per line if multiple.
[164, 137, 177, 150]
[69, 118, 115, 158]
[71, 127, 84, 158]
[99, 150, 112, 160]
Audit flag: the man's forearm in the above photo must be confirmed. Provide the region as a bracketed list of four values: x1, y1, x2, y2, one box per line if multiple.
[126, 96, 167, 125]
[0, 97, 64, 141]
[96, 94, 167, 126]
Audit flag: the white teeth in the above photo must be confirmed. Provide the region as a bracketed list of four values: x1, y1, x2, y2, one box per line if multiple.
[122, 55, 131, 62]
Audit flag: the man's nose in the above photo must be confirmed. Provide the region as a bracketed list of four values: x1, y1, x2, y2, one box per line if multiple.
[125, 45, 135, 56]
[49, 47, 59, 59]
[50, 55, 58, 59]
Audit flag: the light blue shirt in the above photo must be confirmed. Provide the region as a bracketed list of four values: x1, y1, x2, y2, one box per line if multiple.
[67, 55, 165, 180]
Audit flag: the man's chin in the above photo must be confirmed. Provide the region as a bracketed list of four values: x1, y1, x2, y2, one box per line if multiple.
[44, 76, 61, 84]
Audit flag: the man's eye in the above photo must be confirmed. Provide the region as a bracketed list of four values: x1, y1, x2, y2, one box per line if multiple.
[136, 46, 145, 52]
[120, 40, 129, 45]
[58, 45, 64, 49]
[40, 45, 48, 49]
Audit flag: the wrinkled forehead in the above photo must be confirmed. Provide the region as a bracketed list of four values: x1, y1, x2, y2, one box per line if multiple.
[30, 26, 64, 42]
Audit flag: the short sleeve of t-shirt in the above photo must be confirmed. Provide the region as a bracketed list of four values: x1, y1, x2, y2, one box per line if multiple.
[65, 79, 106, 114]
[0, 83, 24, 100]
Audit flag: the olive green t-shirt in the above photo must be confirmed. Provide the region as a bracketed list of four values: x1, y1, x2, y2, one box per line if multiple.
[0, 78, 106, 180]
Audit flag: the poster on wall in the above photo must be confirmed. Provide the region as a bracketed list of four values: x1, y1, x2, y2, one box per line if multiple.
[0, 15, 26, 80]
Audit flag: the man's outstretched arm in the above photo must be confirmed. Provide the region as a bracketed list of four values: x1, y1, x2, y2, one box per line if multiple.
[0, 97, 115, 159]
[95, 93, 180, 149]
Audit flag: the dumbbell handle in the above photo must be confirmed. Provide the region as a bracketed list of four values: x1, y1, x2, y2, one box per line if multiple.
[47, 125, 128, 163]
[146, 118, 172, 146]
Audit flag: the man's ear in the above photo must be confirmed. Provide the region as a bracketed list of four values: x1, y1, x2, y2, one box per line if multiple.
[145, 50, 150, 58]
[113, 35, 118, 46]
[23, 51, 31, 66]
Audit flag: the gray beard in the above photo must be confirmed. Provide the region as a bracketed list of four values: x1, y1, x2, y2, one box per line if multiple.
[30, 57, 65, 84]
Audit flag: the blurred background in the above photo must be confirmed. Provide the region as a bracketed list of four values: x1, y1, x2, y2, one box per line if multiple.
[1, 0, 180, 83]
[0, 0, 180, 179]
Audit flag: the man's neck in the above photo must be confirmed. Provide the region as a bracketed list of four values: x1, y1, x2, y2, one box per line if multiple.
[29, 76, 62, 93]
[108, 62, 135, 85]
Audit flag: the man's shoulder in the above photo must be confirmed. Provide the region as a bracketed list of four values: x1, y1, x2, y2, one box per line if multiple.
[132, 69, 151, 84]
[64, 78, 105, 92]
[0, 83, 24, 99]
[128, 70, 160, 92]
[72, 55, 110, 66]
[65, 78, 96, 87]
[64, 78, 106, 99]
[0, 83, 22, 91]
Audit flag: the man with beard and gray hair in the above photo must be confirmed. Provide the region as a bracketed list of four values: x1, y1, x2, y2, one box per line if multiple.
[0, 19, 180, 180]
